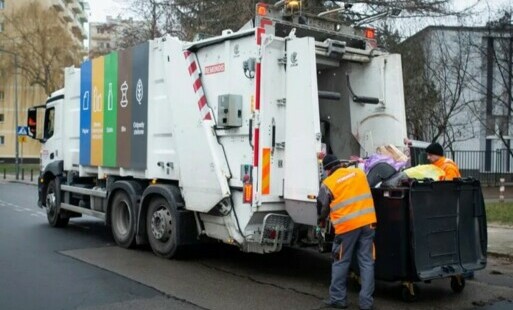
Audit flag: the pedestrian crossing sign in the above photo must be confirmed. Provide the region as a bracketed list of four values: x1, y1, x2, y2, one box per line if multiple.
[17, 126, 28, 136]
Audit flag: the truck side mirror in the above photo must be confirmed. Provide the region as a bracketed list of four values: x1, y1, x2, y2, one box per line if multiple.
[27, 105, 46, 142]
[27, 108, 37, 139]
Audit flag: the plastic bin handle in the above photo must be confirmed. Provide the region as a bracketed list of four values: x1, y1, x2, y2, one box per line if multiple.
[383, 190, 405, 200]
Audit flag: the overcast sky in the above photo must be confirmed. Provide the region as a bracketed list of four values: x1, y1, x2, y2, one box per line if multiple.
[88, 0, 122, 22]
[87, 0, 512, 24]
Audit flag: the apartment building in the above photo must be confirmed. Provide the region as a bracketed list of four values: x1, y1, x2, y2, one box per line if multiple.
[89, 16, 127, 57]
[400, 22, 513, 173]
[0, 0, 88, 162]
[89, 16, 146, 58]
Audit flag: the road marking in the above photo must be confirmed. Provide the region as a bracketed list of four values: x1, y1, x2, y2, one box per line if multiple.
[0, 200, 41, 217]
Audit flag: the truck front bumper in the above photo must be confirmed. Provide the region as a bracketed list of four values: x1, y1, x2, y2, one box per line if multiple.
[37, 174, 44, 208]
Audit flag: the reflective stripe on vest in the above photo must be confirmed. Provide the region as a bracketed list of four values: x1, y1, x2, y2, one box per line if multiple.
[331, 193, 373, 212]
[332, 206, 375, 226]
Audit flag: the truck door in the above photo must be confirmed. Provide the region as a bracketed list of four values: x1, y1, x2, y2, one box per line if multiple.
[347, 54, 407, 156]
[283, 37, 322, 226]
[39, 99, 63, 171]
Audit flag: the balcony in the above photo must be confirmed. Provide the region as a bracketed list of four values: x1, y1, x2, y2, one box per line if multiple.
[51, 0, 65, 12]
[61, 8, 74, 22]
[71, 23, 87, 40]
[70, 1, 83, 14]
[78, 10, 88, 23]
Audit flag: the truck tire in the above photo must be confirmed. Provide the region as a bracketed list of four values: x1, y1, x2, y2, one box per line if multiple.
[46, 179, 69, 228]
[146, 196, 179, 258]
[110, 191, 136, 248]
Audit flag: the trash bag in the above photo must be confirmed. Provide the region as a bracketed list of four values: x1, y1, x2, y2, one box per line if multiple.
[364, 154, 407, 174]
[367, 162, 398, 187]
[403, 164, 445, 181]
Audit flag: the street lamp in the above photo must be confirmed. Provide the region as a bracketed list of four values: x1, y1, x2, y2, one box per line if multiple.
[0, 49, 19, 180]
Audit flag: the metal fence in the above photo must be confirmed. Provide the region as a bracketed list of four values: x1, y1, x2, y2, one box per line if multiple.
[447, 149, 513, 185]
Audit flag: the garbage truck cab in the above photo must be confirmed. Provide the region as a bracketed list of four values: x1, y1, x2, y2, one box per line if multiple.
[27, 2, 407, 257]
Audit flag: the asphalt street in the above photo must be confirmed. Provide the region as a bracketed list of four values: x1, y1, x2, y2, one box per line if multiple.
[0, 181, 196, 310]
[1, 181, 513, 310]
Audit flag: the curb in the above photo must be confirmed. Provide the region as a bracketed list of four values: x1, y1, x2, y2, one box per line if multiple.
[487, 251, 513, 260]
[6, 180, 37, 186]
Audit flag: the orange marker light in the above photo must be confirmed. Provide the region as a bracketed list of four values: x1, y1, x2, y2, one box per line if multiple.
[364, 28, 376, 40]
[286, 0, 301, 9]
[257, 3, 268, 16]
[243, 183, 253, 204]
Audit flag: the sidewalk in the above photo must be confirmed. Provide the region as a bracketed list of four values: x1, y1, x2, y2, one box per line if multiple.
[1, 173, 38, 186]
[2, 174, 513, 258]
[487, 224, 513, 258]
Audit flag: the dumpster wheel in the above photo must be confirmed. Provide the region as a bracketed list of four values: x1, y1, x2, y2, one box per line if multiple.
[450, 275, 465, 293]
[348, 271, 362, 290]
[401, 282, 420, 302]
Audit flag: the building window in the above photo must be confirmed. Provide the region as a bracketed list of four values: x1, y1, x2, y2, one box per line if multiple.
[0, 91, 4, 101]
[0, 113, 4, 123]
[0, 136, 4, 145]
[0, 1, 4, 10]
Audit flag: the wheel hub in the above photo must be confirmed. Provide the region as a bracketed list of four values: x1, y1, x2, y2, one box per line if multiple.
[46, 192, 56, 214]
[151, 208, 172, 241]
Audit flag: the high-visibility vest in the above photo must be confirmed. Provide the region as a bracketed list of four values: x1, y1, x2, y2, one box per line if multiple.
[434, 157, 461, 180]
[323, 167, 377, 235]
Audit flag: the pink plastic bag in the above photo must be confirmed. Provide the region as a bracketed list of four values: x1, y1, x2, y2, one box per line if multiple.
[364, 154, 406, 173]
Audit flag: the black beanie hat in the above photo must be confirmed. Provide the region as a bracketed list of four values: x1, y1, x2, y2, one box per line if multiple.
[323, 154, 339, 170]
[426, 142, 444, 156]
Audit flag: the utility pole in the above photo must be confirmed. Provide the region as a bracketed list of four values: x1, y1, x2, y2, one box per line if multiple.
[0, 49, 19, 180]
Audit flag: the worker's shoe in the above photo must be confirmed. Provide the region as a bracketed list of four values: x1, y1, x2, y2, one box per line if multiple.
[322, 299, 348, 309]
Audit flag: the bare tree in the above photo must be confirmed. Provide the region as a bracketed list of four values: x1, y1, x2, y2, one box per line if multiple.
[171, 0, 461, 41]
[113, 0, 182, 48]
[400, 28, 481, 153]
[0, 1, 83, 96]
[465, 12, 513, 158]
[172, 0, 268, 41]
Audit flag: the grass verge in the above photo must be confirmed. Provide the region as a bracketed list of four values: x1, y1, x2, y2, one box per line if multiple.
[486, 202, 513, 225]
[0, 164, 40, 175]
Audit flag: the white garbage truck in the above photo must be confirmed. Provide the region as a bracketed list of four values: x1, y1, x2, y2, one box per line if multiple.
[27, 2, 407, 257]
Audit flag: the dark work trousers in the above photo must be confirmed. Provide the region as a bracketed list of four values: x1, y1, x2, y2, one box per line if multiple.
[328, 225, 375, 309]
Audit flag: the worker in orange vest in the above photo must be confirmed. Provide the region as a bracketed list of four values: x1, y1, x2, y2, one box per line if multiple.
[317, 154, 377, 310]
[425, 142, 461, 180]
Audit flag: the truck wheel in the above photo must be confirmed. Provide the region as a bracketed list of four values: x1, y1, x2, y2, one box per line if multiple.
[110, 191, 136, 248]
[401, 284, 420, 302]
[46, 179, 69, 228]
[146, 197, 179, 258]
[450, 276, 465, 293]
